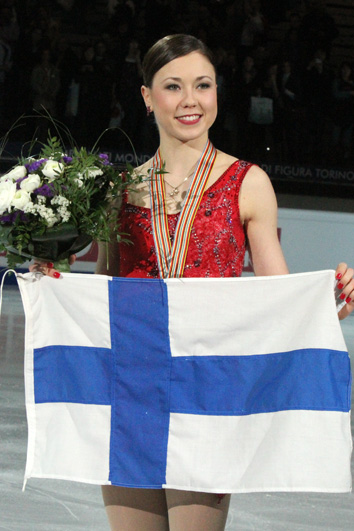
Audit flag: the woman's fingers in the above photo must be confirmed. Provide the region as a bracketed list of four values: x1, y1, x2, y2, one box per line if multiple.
[335, 262, 347, 282]
[336, 263, 354, 319]
[336, 264, 354, 302]
[29, 255, 76, 278]
[29, 261, 61, 279]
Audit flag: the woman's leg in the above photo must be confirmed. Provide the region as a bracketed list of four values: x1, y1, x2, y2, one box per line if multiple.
[166, 490, 231, 531]
[102, 485, 169, 531]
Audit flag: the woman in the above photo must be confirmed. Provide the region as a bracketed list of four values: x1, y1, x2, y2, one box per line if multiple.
[33, 35, 354, 530]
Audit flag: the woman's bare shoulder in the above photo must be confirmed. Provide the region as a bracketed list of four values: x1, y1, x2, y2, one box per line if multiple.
[242, 163, 273, 188]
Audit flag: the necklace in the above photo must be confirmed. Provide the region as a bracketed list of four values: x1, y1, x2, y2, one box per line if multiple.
[163, 173, 193, 198]
[164, 177, 188, 197]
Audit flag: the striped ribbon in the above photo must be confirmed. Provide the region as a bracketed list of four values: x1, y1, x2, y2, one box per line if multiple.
[149, 140, 217, 278]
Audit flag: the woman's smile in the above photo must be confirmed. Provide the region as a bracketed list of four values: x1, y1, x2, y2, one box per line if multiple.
[175, 113, 202, 125]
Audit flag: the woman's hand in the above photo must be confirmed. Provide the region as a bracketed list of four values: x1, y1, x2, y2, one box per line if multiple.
[29, 255, 77, 279]
[336, 263, 354, 320]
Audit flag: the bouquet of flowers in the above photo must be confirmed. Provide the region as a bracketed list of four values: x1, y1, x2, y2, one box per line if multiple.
[0, 136, 138, 270]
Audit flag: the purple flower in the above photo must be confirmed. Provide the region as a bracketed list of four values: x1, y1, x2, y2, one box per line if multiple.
[25, 158, 47, 173]
[99, 153, 110, 165]
[34, 184, 54, 197]
[0, 211, 28, 223]
[62, 156, 73, 164]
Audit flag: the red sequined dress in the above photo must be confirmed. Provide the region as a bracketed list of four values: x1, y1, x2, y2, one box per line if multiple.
[119, 160, 253, 278]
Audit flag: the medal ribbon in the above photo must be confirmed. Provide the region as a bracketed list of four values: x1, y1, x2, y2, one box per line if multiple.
[150, 140, 217, 278]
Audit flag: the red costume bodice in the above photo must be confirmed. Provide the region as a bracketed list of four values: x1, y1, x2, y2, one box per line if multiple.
[119, 160, 253, 278]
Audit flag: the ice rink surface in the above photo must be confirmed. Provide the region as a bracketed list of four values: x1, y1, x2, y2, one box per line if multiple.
[1, 286, 353, 531]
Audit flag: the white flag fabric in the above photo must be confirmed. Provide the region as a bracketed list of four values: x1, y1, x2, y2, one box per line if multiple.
[16, 270, 352, 493]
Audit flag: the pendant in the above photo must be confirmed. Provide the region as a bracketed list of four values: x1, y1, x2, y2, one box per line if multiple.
[169, 188, 179, 197]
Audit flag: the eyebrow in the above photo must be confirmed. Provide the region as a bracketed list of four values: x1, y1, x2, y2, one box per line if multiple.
[162, 76, 214, 82]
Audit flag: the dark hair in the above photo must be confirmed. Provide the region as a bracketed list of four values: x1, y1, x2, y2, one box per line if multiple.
[142, 34, 216, 87]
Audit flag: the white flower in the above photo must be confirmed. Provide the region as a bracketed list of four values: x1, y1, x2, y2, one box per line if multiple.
[50, 195, 71, 222]
[0, 179, 16, 214]
[23, 201, 36, 214]
[74, 178, 83, 188]
[35, 203, 58, 227]
[20, 174, 41, 192]
[60, 211, 71, 222]
[11, 189, 31, 210]
[42, 160, 64, 181]
[87, 167, 103, 178]
[1, 165, 27, 181]
[51, 195, 70, 207]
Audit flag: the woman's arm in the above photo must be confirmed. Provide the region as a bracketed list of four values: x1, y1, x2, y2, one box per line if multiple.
[240, 165, 289, 276]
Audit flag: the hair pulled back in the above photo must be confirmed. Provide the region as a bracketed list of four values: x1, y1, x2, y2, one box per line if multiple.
[142, 34, 216, 87]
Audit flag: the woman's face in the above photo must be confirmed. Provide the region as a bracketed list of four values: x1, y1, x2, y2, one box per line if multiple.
[341, 64, 351, 80]
[243, 56, 254, 71]
[141, 52, 217, 145]
[84, 47, 95, 61]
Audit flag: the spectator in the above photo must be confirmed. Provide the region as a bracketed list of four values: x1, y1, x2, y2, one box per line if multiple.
[330, 61, 354, 164]
[299, 0, 339, 61]
[0, 1, 18, 130]
[30, 47, 60, 140]
[219, 50, 239, 155]
[75, 43, 99, 144]
[31, 48, 60, 115]
[239, 0, 266, 58]
[0, 1, 19, 44]
[0, 34, 12, 132]
[92, 40, 115, 135]
[108, 16, 131, 70]
[279, 12, 303, 68]
[262, 62, 280, 101]
[249, 62, 282, 160]
[234, 54, 259, 159]
[115, 38, 144, 150]
[53, 36, 80, 120]
[210, 45, 229, 148]
[215, 0, 244, 50]
[279, 59, 303, 161]
[303, 48, 333, 162]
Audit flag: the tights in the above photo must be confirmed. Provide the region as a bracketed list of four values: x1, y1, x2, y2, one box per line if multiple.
[102, 486, 231, 531]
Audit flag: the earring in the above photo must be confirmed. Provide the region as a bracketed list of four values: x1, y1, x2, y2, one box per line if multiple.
[146, 106, 152, 116]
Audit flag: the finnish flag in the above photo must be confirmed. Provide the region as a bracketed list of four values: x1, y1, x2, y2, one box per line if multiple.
[17, 270, 352, 493]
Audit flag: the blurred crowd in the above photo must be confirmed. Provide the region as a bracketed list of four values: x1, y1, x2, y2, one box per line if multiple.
[1, 0, 354, 166]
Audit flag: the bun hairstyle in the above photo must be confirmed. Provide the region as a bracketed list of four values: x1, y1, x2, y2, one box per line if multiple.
[142, 34, 216, 87]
